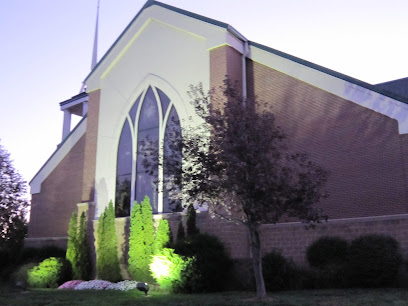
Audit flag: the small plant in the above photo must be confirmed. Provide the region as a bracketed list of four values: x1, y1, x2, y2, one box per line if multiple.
[262, 250, 296, 291]
[96, 201, 122, 282]
[307, 236, 348, 268]
[348, 234, 402, 287]
[27, 257, 71, 288]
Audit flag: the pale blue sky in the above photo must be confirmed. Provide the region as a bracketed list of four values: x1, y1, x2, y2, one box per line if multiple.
[1, 0, 407, 191]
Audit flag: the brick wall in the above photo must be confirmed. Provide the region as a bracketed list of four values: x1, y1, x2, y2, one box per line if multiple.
[28, 135, 86, 238]
[246, 59, 408, 218]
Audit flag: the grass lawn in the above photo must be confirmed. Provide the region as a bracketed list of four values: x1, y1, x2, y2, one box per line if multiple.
[1, 286, 408, 306]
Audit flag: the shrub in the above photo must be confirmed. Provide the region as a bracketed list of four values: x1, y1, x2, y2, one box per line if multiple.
[174, 233, 232, 293]
[27, 257, 71, 288]
[262, 250, 297, 291]
[348, 234, 402, 287]
[128, 196, 154, 282]
[150, 247, 190, 291]
[96, 201, 121, 282]
[307, 236, 348, 268]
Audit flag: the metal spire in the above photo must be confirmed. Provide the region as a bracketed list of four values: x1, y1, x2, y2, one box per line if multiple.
[91, 0, 100, 70]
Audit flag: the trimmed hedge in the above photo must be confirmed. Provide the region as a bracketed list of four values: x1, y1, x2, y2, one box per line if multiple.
[307, 236, 348, 268]
[262, 250, 297, 291]
[348, 234, 402, 287]
[27, 257, 71, 288]
[173, 233, 232, 293]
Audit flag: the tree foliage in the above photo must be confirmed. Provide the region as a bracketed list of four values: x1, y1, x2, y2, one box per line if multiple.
[143, 80, 328, 298]
[176, 220, 185, 241]
[128, 196, 154, 281]
[96, 201, 121, 282]
[77, 211, 91, 280]
[0, 141, 28, 254]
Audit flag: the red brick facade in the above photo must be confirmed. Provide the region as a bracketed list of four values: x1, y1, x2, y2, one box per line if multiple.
[28, 135, 86, 238]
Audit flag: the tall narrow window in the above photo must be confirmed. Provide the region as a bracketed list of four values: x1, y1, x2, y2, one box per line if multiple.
[163, 106, 182, 212]
[136, 87, 160, 213]
[115, 86, 182, 216]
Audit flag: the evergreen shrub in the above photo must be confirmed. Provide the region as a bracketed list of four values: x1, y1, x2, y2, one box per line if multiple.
[174, 233, 232, 293]
[186, 204, 199, 237]
[128, 196, 154, 282]
[96, 201, 121, 282]
[176, 221, 185, 241]
[27, 257, 71, 288]
[153, 219, 171, 254]
[348, 234, 402, 287]
[262, 250, 297, 291]
[307, 236, 348, 268]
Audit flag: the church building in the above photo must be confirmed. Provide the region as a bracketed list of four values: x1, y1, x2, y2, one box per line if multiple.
[27, 1, 408, 267]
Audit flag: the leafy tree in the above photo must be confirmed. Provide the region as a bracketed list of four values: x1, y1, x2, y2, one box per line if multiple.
[128, 196, 154, 281]
[186, 204, 199, 237]
[96, 201, 121, 282]
[153, 219, 171, 254]
[0, 141, 28, 259]
[143, 80, 328, 298]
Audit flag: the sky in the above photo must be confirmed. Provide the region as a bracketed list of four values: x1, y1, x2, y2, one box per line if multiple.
[1, 0, 407, 195]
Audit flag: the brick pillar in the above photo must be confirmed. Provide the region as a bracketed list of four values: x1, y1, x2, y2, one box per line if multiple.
[210, 45, 243, 96]
[82, 89, 101, 202]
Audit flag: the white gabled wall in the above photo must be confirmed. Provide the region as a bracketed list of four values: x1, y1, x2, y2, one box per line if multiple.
[86, 5, 233, 216]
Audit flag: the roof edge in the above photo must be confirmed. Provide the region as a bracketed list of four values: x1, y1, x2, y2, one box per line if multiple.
[83, 0, 231, 85]
[249, 41, 408, 105]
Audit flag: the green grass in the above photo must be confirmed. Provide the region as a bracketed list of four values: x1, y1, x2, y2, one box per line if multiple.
[1, 285, 408, 305]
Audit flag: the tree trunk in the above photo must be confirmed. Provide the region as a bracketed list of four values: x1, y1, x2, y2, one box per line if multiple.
[248, 225, 266, 298]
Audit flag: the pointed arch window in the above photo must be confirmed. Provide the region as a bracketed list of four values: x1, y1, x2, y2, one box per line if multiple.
[115, 86, 182, 216]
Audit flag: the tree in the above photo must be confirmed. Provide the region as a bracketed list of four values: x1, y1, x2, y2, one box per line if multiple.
[0, 141, 28, 258]
[143, 80, 328, 298]
[96, 201, 121, 282]
[128, 196, 154, 281]
[176, 221, 185, 241]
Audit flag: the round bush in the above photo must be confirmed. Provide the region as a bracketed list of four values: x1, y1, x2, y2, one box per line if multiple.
[173, 233, 232, 293]
[262, 250, 296, 291]
[306, 236, 348, 268]
[348, 234, 402, 287]
[28, 257, 71, 288]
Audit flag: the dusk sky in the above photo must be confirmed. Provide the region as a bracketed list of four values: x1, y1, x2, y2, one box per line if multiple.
[1, 0, 407, 194]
